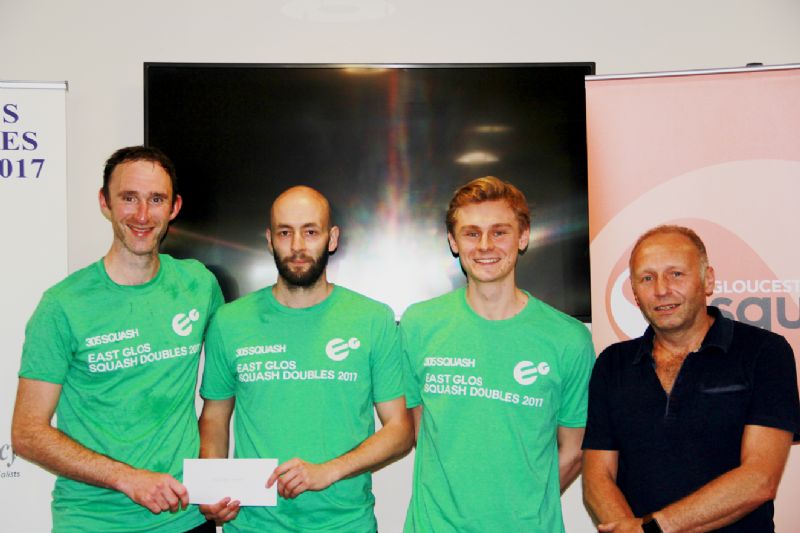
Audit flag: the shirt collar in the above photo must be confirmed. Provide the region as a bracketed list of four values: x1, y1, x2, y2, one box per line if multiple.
[632, 306, 733, 364]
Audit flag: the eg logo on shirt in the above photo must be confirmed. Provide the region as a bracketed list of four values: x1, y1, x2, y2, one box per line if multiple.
[172, 309, 200, 337]
[326, 337, 361, 361]
[513, 360, 550, 385]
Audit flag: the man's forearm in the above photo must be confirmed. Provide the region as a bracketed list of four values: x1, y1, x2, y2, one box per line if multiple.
[654, 463, 782, 532]
[13, 421, 137, 492]
[651, 426, 792, 533]
[325, 413, 413, 482]
[268, 398, 413, 498]
[198, 398, 234, 459]
[557, 426, 585, 494]
[582, 449, 635, 525]
[559, 448, 582, 493]
[198, 418, 230, 458]
[12, 378, 189, 514]
[583, 470, 635, 524]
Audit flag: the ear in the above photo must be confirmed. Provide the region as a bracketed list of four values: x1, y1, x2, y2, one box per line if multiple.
[518, 226, 531, 254]
[447, 232, 459, 256]
[704, 265, 715, 297]
[328, 225, 340, 253]
[98, 188, 112, 221]
[265, 228, 274, 255]
[169, 194, 183, 221]
[629, 270, 642, 308]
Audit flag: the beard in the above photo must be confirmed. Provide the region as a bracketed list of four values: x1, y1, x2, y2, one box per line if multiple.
[274, 247, 330, 288]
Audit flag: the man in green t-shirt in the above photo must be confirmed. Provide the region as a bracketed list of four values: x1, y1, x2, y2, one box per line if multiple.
[402, 176, 595, 532]
[12, 146, 222, 533]
[198, 186, 413, 532]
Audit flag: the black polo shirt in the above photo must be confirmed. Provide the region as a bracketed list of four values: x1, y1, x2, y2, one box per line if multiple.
[583, 307, 800, 532]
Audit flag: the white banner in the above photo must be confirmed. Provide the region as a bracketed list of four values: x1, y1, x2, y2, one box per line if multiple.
[0, 80, 68, 532]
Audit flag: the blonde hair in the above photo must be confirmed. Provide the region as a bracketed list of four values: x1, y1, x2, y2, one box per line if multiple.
[446, 176, 531, 235]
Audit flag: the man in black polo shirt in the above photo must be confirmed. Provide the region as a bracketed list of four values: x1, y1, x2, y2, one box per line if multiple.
[582, 225, 800, 532]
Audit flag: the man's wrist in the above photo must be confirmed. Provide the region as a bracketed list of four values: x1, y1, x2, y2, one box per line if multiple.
[641, 512, 663, 533]
[110, 462, 138, 494]
[324, 457, 346, 485]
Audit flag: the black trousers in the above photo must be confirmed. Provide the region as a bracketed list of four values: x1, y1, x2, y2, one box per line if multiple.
[183, 520, 217, 533]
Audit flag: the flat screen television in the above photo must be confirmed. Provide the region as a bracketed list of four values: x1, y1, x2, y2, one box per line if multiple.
[144, 63, 594, 321]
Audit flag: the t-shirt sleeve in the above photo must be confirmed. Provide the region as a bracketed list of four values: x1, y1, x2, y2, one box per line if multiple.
[399, 317, 422, 409]
[208, 276, 225, 317]
[19, 293, 74, 384]
[557, 328, 595, 428]
[369, 306, 405, 404]
[199, 315, 236, 400]
[581, 348, 618, 450]
[747, 333, 800, 440]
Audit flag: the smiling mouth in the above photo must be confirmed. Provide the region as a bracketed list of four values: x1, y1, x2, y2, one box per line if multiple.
[474, 258, 500, 264]
[654, 304, 679, 311]
[128, 225, 154, 237]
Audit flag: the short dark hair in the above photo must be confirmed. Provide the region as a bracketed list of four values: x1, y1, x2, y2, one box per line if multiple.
[102, 146, 178, 203]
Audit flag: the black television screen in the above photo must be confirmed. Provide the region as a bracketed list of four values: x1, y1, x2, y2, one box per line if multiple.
[145, 63, 593, 321]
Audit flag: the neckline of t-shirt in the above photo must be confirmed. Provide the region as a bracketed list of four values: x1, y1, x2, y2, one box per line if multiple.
[263, 284, 341, 316]
[95, 254, 167, 293]
[458, 286, 535, 325]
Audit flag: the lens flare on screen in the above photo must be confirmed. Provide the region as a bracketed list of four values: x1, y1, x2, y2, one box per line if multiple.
[330, 68, 459, 317]
[331, 221, 460, 319]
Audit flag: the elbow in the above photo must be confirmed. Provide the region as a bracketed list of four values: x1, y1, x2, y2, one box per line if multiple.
[571, 448, 584, 468]
[390, 415, 415, 460]
[397, 419, 415, 457]
[739, 467, 783, 508]
[562, 447, 583, 475]
[10, 421, 35, 461]
[754, 473, 781, 504]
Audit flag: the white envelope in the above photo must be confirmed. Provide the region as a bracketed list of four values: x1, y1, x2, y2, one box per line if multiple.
[184, 458, 278, 506]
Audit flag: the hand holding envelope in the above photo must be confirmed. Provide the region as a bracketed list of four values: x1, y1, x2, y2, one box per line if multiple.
[184, 458, 279, 507]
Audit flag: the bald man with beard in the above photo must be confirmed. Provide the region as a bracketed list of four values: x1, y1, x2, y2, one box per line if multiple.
[197, 186, 413, 532]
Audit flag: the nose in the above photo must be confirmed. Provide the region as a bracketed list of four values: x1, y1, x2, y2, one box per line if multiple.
[653, 275, 670, 296]
[478, 232, 492, 250]
[134, 201, 149, 222]
[291, 231, 304, 252]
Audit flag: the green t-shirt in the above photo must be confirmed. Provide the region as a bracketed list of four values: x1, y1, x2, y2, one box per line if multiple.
[19, 254, 224, 533]
[401, 288, 595, 533]
[200, 285, 404, 533]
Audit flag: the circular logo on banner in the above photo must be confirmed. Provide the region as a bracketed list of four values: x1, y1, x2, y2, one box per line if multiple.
[606, 255, 648, 341]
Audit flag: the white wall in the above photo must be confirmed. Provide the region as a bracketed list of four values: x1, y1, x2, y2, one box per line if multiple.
[3, 1, 800, 531]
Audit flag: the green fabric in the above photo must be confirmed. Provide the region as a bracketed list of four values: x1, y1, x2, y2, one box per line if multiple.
[19, 255, 223, 533]
[401, 288, 595, 533]
[200, 285, 403, 533]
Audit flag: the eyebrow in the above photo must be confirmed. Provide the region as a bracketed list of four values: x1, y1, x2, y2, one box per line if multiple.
[116, 190, 168, 197]
[275, 223, 322, 229]
[460, 223, 514, 230]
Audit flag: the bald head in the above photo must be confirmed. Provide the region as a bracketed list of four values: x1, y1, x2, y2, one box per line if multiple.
[270, 186, 332, 231]
[630, 224, 709, 279]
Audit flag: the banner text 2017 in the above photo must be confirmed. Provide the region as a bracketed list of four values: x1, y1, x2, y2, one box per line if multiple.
[1, 103, 44, 179]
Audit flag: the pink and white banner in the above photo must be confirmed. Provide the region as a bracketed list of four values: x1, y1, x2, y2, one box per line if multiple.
[586, 64, 800, 529]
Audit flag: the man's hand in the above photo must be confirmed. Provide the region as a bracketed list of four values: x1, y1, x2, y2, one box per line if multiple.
[199, 497, 241, 525]
[267, 458, 338, 499]
[116, 469, 189, 514]
[598, 517, 643, 532]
